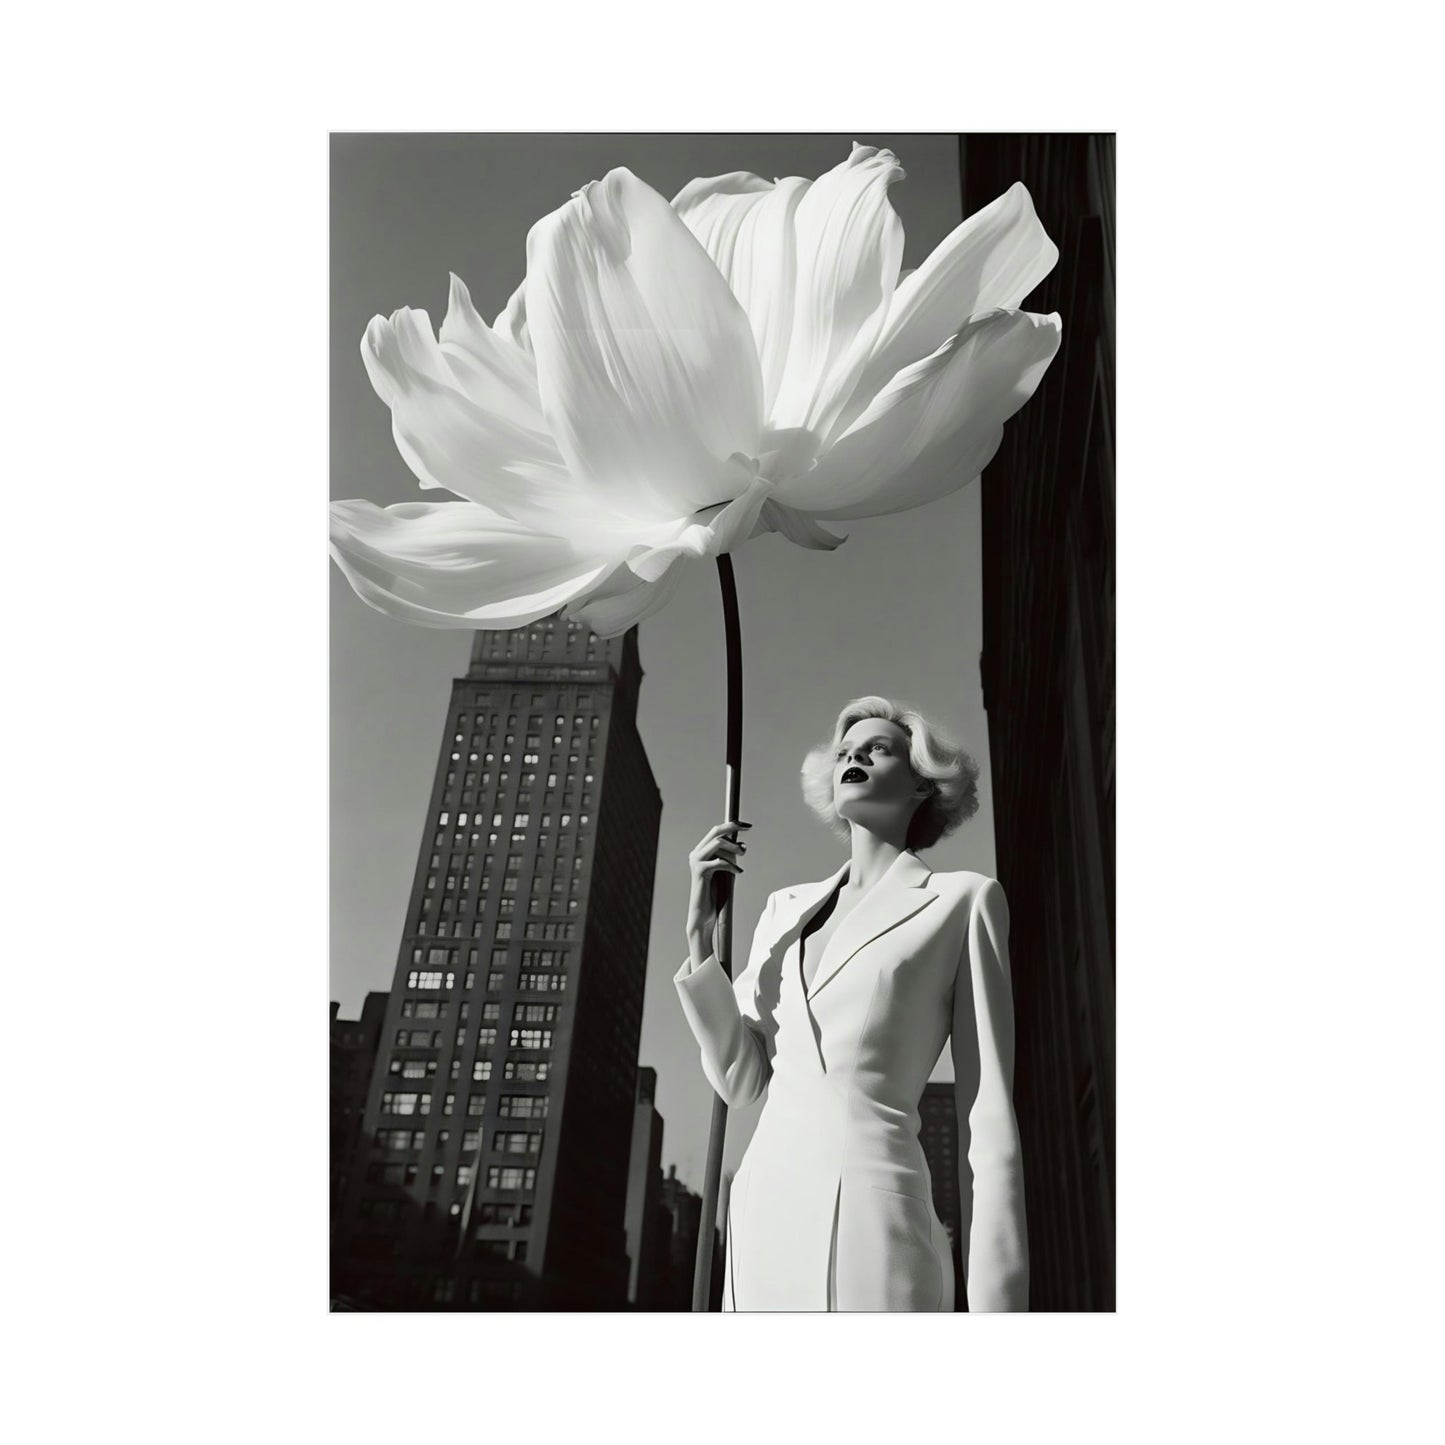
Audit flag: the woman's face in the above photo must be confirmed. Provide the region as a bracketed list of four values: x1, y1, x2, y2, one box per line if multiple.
[832, 717, 926, 831]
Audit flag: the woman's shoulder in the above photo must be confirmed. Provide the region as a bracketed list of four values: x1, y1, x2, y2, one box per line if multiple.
[927, 865, 998, 890]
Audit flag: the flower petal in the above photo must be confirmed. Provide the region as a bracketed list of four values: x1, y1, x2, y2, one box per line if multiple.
[562, 557, 689, 639]
[778, 309, 1062, 520]
[330, 499, 614, 629]
[831, 182, 1059, 442]
[767, 143, 906, 441]
[621, 471, 775, 583]
[671, 170, 809, 420]
[493, 278, 531, 353]
[438, 273, 546, 428]
[754, 499, 848, 551]
[525, 166, 764, 520]
[361, 307, 601, 534]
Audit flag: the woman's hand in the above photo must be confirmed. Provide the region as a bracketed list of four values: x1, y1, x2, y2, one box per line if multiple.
[685, 820, 752, 963]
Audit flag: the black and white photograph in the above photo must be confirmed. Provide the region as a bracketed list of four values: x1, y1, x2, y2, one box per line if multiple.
[12, 10, 1439, 1435]
[328, 132, 1114, 1311]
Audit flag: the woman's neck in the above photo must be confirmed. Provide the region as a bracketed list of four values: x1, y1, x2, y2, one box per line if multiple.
[843, 827, 910, 895]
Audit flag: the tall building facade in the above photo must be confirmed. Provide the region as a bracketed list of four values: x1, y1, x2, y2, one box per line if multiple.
[917, 1081, 967, 1308]
[964, 134, 1116, 1309]
[330, 992, 389, 1226]
[624, 1067, 667, 1308]
[332, 615, 663, 1309]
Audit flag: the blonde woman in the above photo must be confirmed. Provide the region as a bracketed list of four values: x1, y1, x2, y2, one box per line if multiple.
[675, 695, 1027, 1311]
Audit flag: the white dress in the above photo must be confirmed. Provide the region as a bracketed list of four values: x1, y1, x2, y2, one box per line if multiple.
[674, 848, 1029, 1311]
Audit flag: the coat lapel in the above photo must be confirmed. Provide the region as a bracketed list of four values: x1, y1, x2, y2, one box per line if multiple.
[776, 850, 938, 1003]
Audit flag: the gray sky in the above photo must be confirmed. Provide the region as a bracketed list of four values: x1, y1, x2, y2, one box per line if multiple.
[331, 132, 997, 1192]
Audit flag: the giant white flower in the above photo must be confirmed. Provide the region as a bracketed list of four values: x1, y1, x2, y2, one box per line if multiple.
[331, 143, 1062, 638]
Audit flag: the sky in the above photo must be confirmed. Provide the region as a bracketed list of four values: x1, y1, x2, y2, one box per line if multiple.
[331, 132, 999, 1192]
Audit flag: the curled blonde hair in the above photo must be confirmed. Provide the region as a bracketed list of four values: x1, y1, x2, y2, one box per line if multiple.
[800, 695, 981, 851]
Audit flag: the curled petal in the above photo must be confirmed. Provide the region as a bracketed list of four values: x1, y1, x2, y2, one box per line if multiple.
[768, 143, 906, 441]
[753, 499, 848, 551]
[526, 166, 764, 520]
[779, 309, 1062, 520]
[493, 278, 531, 353]
[671, 171, 809, 419]
[330, 499, 613, 629]
[832, 182, 1059, 441]
[438, 273, 545, 427]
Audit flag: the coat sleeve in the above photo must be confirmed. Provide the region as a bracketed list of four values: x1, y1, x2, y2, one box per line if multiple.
[952, 877, 1029, 1312]
[673, 890, 779, 1108]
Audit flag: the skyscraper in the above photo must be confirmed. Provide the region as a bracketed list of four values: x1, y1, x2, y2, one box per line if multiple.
[332, 615, 663, 1309]
[964, 134, 1116, 1310]
[624, 1066, 667, 1309]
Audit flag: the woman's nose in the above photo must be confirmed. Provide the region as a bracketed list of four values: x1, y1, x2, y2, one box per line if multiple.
[847, 748, 870, 766]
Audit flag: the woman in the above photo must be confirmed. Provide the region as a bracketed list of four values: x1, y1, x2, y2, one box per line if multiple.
[674, 696, 1028, 1312]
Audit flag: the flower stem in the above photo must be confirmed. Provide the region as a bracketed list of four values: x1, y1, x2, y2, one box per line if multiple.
[691, 553, 744, 1311]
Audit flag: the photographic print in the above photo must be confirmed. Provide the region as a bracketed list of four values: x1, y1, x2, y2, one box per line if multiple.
[329, 133, 1114, 1312]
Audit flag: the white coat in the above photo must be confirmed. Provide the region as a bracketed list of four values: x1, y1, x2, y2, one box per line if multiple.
[674, 847, 1028, 1311]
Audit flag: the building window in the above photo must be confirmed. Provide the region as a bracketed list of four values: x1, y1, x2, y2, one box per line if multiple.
[509, 1028, 552, 1050]
[467, 1094, 486, 1116]
[406, 970, 454, 990]
[494, 1130, 542, 1156]
[400, 1000, 448, 1020]
[482, 1002, 501, 1022]
[390, 1058, 436, 1080]
[503, 1059, 550, 1082]
[477, 1028, 497, 1048]
[381, 1092, 429, 1116]
[498, 1095, 549, 1120]
[473, 1060, 492, 1083]
[374, 1129, 425, 1151]
[486, 1166, 536, 1192]
[462, 1129, 481, 1153]
[487, 971, 505, 991]
[513, 1002, 559, 1024]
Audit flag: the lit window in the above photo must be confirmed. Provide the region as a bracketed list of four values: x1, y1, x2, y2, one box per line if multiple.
[467, 1095, 486, 1116]
[486, 1166, 536, 1191]
[509, 1027, 552, 1050]
[472, 1060, 491, 1082]
[495, 1131, 542, 1156]
[498, 1095, 549, 1119]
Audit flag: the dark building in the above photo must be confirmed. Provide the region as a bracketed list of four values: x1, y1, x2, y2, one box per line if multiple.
[964, 133, 1116, 1310]
[658, 1165, 723, 1311]
[331, 615, 664, 1309]
[918, 1081, 967, 1308]
[624, 1067, 668, 1308]
[330, 992, 389, 1225]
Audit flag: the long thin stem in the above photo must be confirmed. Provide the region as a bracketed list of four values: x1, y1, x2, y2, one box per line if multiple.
[691, 554, 744, 1310]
